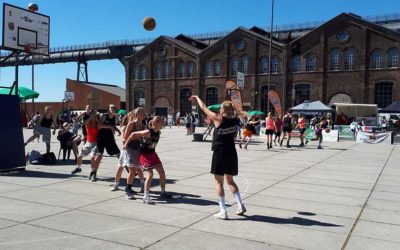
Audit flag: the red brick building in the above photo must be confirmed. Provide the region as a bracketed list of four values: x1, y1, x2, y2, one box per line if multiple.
[125, 13, 400, 116]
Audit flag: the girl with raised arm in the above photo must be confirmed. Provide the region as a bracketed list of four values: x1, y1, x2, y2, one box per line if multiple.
[190, 95, 246, 220]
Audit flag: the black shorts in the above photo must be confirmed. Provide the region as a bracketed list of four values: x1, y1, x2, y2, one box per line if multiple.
[299, 128, 306, 134]
[186, 123, 191, 129]
[211, 147, 238, 176]
[266, 129, 274, 135]
[274, 131, 282, 137]
[282, 127, 292, 133]
[97, 136, 120, 155]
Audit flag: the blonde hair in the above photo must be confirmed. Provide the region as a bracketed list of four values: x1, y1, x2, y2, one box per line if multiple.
[221, 101, 235, 118]
[149, 116, 162, 128]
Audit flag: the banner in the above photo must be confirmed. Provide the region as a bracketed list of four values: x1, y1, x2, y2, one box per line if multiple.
[339, 125, 354, 140]
[268, 90, 282, 116]
[356, 132, 392, 144]
[225, 80, 243, 112]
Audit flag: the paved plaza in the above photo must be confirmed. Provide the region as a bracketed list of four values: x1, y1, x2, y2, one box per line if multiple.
[0, 127, 399, 249]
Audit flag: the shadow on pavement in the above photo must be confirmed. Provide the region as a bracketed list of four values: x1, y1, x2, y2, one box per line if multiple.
[153, 191, 218, 206]
[233, 215, 343, 227]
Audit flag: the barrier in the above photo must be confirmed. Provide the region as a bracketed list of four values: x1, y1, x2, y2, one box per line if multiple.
[0, 95, 26, 171]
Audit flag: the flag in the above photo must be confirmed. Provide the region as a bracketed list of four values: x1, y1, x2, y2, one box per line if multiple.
[224, 80, 243, 112]
[268, 90, 282, 116]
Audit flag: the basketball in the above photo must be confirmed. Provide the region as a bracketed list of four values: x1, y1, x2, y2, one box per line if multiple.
[143, 16, 156, 31]
[27, 3, 39, 12]
[325, 128, 331, 133]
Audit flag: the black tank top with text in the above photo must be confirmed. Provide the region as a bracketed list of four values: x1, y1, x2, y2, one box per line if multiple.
[212, 117, 238, 151]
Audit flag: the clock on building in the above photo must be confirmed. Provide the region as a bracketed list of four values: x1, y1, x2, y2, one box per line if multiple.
[337, 31, 350, 43]
[235, 40, 246, 51]
[158, 47, 167, 58]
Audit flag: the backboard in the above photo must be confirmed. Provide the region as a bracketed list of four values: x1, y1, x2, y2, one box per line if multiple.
[64, 91, 75, 102]
[2, 3, 50, 55]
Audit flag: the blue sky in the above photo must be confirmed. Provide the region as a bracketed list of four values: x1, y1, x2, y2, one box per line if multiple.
[1, 0, 399, 103]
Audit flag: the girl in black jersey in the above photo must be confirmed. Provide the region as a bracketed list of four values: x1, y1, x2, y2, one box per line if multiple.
[24, 106, 57, 153]
[124, 116, 171, 204]
[190, 96, 246, 220]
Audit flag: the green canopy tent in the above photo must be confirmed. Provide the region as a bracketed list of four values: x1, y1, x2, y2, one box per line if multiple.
[0, 86, 39, 101]
[247, 110, 265, 116]
[207, 104, 221, 112]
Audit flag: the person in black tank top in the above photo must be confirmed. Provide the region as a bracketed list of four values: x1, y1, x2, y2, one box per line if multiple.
[190, 95, 246, 220]
[280, 111, 293, 148]
[24, 106, 56, 153]
[124, 116, 172, 204]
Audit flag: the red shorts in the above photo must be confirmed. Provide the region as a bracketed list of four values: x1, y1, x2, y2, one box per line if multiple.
[140, 152, 162, 170]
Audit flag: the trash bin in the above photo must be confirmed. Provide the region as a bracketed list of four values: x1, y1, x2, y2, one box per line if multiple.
[193, 133, 204, 141]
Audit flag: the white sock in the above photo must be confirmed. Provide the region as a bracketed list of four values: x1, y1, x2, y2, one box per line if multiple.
[114, 182, 119, 187]
[144, 191, 150, 198]
[77, 165, 81, 169]
[233, 192, 244, 208]
[218, 196, 226, 212]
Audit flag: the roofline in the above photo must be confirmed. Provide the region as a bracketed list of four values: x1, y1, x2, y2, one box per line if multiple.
[68, 78, 123, 89]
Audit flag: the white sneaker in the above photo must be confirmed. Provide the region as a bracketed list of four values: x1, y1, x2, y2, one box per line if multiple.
[236, 205, 247, 216]
[110, 185, 119, 191]
[143, 196, 155, 205]
[213, 211, 228, 220]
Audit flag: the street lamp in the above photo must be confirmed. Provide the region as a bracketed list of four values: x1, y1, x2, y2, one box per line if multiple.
[267, 0, 275, 113]
[27, 3, 39, 116]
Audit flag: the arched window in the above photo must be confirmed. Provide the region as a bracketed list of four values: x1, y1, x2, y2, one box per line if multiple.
[205, 62, 212, 76]
[162, 61, 169, 78]
[295, 83, 311, 104]
[187, 62, 195, 77]
[344, 48, 355, 70]
[206, 87, 219, 106]
[271, 56, 279, 73]
[241, 54, 249, 74]
[388, 48, 399, 68]
[329, 48, 340, 70]
[178, 63, 185, 78]
[133, 65, 140, 80]
[260, 85, 276, 112]
[305, 54, 315, 72]
[180, 88, 192, 114]
[259, 56, 268, 74]
[292, 55, 301, 72]
[231, 56, 240, 75]
[213, 60, 221, 76]
[134, 89, 145, 107]
[155, 61, 161, 79]
[375, 82, 393, 108]
[139, 65, 147, 80]
[371, 50, 383, 69]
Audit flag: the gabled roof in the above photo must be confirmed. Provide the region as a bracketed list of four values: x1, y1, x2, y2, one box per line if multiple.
[125, 35, 202, 61]
[290, 12, 400, 45]
[201, 26, 285, 56]
[175, 34, 208, 50]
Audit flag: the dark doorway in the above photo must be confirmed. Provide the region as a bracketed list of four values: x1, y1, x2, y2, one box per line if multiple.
[155, 107, 168, 117]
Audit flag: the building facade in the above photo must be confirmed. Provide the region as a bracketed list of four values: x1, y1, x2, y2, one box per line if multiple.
[125, 13, 400, 116]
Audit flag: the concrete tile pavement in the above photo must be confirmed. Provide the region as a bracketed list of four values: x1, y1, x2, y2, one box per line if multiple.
[0, 127, 398, 249]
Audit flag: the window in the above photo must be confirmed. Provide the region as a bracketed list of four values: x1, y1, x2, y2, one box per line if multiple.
[329, 48, 340, 70]
[133, 65, 140, 80]
[241, 54, 249, 74]
[292, 55, 301, 72]
[155, 61, 161, 79]
[187, 62, 195, 77]
[206, 87, 219, 106]
[388, 48, 399, 68]
[305, 54, 315, 72]
[231, 56, 240, 75]
[271, 56, 279, 73]
[213, 60, 221, 76]
[180, 88, 192, 114]
[295, 84, 311, 104]
[138, 65, 147, 80]
[178, 63, 185, 78]
[205, 62, 212, 76]
[162, 61, 169, 78]
[134, 89, 145, 107]
[344, 48, 355, 70]
[371, 50, 383, 69]
[375, 82, 393, 108]
[260, 85, 276, 112]
[259, 56, 268, 73]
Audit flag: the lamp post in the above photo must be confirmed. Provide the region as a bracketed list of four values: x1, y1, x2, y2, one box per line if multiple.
[267, 0, 275, 113]
[27, 3, 39, 116]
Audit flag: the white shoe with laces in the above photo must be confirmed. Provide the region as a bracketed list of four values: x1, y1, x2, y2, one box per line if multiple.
[110, 185, 119, 191]
[236, 205, 247, 216]
[213, 211, 228, 220]
[143, 196, 155, 205]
